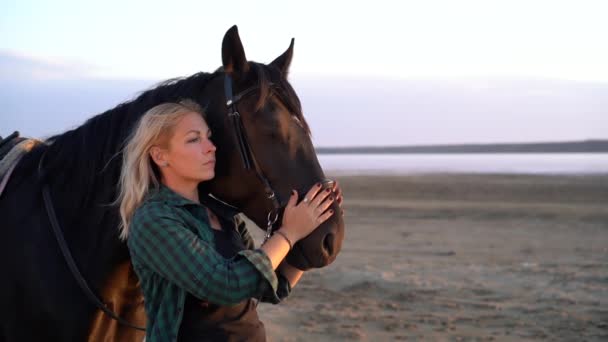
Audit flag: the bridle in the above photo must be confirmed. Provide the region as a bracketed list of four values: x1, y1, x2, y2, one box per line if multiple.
[223, 73, 286, 242]
[223, 73, 335, 245]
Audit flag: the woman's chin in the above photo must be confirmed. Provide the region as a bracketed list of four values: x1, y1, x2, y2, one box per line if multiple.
[203, 171, 215, 181]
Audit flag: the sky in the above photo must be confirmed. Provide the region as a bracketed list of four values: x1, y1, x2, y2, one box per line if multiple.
[1, 0, 607, 146]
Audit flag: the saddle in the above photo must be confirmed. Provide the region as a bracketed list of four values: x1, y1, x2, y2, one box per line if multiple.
[0, 131, 43, 197]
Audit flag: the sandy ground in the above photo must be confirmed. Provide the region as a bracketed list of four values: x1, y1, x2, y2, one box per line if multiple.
[248, 173, 608, 341]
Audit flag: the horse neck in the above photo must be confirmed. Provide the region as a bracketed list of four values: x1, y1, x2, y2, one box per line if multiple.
[12, 107, 137, 290]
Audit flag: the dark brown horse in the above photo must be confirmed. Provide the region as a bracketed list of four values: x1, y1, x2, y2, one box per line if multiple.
[0, 26, 344, 341]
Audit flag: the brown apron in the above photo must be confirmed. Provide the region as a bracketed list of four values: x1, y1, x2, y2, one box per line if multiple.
[177, 211, 266, 342]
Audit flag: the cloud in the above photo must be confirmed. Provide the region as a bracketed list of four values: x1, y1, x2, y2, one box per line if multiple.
[2, 72, 607, 146]
[0, 50, 101, 80]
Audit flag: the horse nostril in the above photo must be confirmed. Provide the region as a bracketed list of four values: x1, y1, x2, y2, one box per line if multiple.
[322, 233, 335, 257]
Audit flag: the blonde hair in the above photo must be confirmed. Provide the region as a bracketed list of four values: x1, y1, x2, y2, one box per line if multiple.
[117, 99, 203, 240]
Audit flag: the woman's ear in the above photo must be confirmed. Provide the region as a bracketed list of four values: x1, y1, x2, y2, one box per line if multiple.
[149, 146, 168, 167]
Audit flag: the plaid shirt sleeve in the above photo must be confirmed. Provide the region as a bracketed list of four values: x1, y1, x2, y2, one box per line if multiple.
[128, 202, 282, 305]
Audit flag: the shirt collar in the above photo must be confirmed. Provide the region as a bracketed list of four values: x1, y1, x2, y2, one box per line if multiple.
[150, 184, 240, 220]
[148, 184, 198, 207]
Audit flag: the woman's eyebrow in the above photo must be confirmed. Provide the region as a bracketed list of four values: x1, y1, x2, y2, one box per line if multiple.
[185, 129, 212, 136]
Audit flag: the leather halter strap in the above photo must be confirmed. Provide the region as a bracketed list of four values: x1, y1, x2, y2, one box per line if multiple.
[224, 74, 285, 234]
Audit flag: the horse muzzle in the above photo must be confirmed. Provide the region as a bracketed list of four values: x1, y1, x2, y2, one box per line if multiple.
[285, 180, 345, 270]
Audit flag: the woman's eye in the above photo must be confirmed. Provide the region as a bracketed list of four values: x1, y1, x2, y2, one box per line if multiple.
[187, 137, 200, 143]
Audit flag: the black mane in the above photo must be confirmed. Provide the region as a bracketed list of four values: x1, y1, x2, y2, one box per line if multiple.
[18, 63, 307, 206]
[22, 72, 219, 199]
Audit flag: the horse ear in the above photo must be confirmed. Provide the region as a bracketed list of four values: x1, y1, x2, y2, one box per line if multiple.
[222, 25, 249, 78]
[270, 38, 294, 76]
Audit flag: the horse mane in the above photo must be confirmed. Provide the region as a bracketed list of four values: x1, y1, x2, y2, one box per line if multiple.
[21, 71, 218, 203]
[19, 63, 308, 205]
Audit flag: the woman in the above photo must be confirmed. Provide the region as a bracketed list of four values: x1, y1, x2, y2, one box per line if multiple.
[117, 100, 342, 342]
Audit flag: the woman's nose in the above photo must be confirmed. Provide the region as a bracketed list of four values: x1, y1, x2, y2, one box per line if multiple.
[204, 139, 217, 153]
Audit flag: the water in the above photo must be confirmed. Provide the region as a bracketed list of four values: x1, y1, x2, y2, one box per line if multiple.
[317, 153, 608, 175]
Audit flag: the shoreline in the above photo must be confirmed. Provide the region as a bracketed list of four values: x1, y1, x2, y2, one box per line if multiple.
[317, 153, 608, 176]
[324, 170, 608, 177]
[315, 140, 608, 154]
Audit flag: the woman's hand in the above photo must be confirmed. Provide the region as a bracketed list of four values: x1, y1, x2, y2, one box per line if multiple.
[331, 180, 344, 215]
[279, 183, 335, 243]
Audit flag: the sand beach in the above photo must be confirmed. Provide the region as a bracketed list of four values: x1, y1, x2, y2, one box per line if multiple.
[249, 173, 608, 341]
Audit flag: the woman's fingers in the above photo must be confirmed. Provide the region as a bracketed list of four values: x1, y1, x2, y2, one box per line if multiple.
[287, 190, 298, 208]
[317, 195, 335, 213]
[302, 183, 323, 206]
[311, 187, 332, 207]
[331, 181, 344, 207]
[317, 208, 335, 224]
[290, 183, 340, 233]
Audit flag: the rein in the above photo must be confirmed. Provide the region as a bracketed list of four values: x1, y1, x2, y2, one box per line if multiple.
[38, 151, 147, 331]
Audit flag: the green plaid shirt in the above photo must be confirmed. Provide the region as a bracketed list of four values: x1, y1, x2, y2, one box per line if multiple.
[127, 185, 290, 342]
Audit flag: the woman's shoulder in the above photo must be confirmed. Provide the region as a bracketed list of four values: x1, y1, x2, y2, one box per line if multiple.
[136, 193, 168, 211]
[131, 196, 178, 228]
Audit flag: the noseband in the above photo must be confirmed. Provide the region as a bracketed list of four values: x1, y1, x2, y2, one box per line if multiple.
[223, 74, 284, 241]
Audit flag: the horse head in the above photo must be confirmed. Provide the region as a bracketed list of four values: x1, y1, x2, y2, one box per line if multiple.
[199, 26, 345, 270]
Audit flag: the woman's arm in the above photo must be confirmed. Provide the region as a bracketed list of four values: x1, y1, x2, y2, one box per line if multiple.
[235, 218, 290, 270]
[129, 203, 281, 306]
[278, 261, 304, 287]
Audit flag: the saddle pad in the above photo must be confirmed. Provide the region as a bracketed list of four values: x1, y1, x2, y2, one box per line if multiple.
[0, 138, 43, 198]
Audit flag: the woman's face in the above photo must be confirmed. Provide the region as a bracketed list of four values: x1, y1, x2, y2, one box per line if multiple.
[157, 111, 216, 184]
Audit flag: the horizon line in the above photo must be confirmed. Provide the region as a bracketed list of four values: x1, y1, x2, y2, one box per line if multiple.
[315, 139, 608, 150]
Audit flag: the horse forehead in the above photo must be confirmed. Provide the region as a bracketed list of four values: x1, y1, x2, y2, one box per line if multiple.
[243, 99, 301, 159]
[275, 112, 306, 160]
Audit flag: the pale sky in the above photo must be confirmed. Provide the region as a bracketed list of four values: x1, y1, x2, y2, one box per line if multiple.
[1, 0, 607, 146]
[2, 0, 608, 82]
